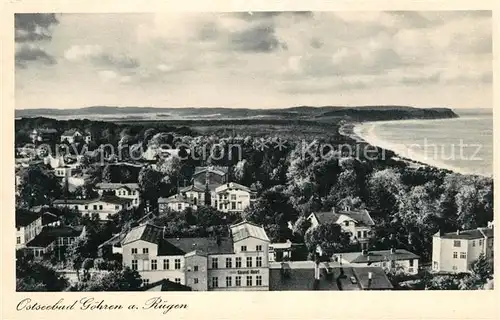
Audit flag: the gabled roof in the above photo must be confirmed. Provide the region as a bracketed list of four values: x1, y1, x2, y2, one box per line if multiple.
[230, 220, 270, 242]
[180, 184, 206, 193]
[439, 227, 494, 240]
[158, 194, 196, 205]
[121, 223, 233, 255]
[95, 183, 140, 190]
[26, 225, 85, 248]
[340, 249, 420, 264]
[61, 129, 83, 136]
[194, 166, 228, 176]
[98, 232, 128, 249]
[41, 212, 60, 225]
[142, 278, 192, 291]
[311, 209, 374, 227]
[215, 182, 251, 193]
[16, 211, 40, 228]
[352, 267, 393, 290]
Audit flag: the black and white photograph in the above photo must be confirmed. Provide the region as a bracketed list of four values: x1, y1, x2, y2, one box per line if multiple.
[13, 10, 494, 295]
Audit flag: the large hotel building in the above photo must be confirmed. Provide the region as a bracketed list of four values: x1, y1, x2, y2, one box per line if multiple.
[121, 220, 270, 291]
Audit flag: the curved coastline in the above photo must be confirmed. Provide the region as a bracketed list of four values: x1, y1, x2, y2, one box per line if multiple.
[350, 120, 492, 178]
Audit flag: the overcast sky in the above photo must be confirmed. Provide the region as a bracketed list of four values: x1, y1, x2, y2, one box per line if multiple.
[15, 11, 492, 109]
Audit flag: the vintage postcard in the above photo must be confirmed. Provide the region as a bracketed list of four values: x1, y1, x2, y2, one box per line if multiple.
[1, 0, 498, 319]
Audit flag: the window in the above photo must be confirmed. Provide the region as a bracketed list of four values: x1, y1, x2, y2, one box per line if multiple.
[219, 195, 223, 200]
[236, 257, 242, 268]
[194, 265, 198, 272]
[237, 202, 242, 209]
[131, 260, 138, 270]
[143, 248, 149, 254]
[99, 205, 103, 210]
[479, 239, 483, 246]
[235, 276, 242, 286]
[363, 231, 368, 238]
[246, 276, 252, 286]
[409, 259, 414, 267]
[453, 240, 461, 247]
[63, 238, 68, 245]
[143, 279, 150, 285]
[212, 277, 218, 288]
[408, 267, 414, 273]
[344, 221, 349, 226]
[256, 245, 262, 252]
[453, 252, 458, 259]
[151, 259, 157, 270]
[246, 257, 252, 268]
[390, 260, 396, 268]
[256, 256, 262, 267]
[226, 276, 232, 287]
[241, 246, 247, 252]
[131, 248, 138, 254]
[357, 231, 362, 238]
[460, 252, 466, 259]
[93, 205, 97, 210]
[194, 278, 199, 284]
[231, 194, 236, 200]
[175, 259, 181, 269]
[433, 261, 438, 270]
[219, 203, 223, 210]
[74, 205, 78, 210]
[231, 202, 236, 210]
[84, 205, 88, 210]
[256, 275, 262, 286]
[226, 257, 232, 268]
[212, 257, 218, 269]
[115, 205, 119, 210]
[472, 241, 476, 247]
[175, 278, 181, 284]
[177, 203, 182, 210]
[163, 259, 169, 270]
[16, 237, 21, 244]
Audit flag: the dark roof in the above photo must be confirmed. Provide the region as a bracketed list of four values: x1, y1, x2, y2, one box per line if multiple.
[26, 226, 84, 248]
[341, 249, 420, 264]
[440, 227, 494, 240]
[180, 184, 206, 193]
[95, 183, 140, 190]
[269, 262, 393, 291]
[352, 267, 394, 290]
[269, 268, 339, 291]
[122, 223, 233, 256]
[16, 211, 40, 228]
[194, 166, 228, 175]
[41, 212, 60, 225]
[61, 129, 88, 136]
[158, 194, 196, 205]
[312, 209, 374, 226]
[142, 279, 192, 291]
[53, 195, 132, 205]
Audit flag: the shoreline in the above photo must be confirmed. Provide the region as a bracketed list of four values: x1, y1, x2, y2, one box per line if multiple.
[339, 120, 492, 178]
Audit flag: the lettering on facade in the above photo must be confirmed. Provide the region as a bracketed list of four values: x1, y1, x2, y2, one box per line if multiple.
[230, 270, 260, 275]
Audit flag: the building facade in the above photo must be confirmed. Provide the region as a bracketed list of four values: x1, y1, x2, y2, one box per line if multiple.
[53, 195, 133, 220]
[212, 182, 255, 213]
[307, 208, 375, 250]
[432, 223, 494, 273]
[120, 220, 270, 291]
[158, 194, 198, 213]
[95, 182, 141, 207]
[333, 249, 420, 275]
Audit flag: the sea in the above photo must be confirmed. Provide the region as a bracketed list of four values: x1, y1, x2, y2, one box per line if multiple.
[353, 109, 493, 177]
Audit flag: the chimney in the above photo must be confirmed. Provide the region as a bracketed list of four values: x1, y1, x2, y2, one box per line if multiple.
[162, 226, 166, 239]
[456, 229, 460, 235]
[314, 261, 320, 280]
[331, 207, 335, 213]
[390, 248, 396, 254]
[368, 272, 373, 280]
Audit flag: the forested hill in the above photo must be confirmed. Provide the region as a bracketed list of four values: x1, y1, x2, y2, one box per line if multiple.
[15, 105, 459, 122]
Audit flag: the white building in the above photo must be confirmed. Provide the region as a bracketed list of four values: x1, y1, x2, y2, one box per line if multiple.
[53, 195, 133, 220]
[60, 129, 91, 144]
[307, 208, 375, 250]
[213, 182, 255, 213]
[16, 212, 60, 249]
[158, 194, 198, 213]
[333, 249, 420, 275]
[180, 184, 207, 206]
[95, 182, 141, 207]
[432, 223, 494, 273]
[120, 220, 270, 291]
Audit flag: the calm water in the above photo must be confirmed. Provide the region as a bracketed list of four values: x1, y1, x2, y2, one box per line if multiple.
[354, 109, 493, 177]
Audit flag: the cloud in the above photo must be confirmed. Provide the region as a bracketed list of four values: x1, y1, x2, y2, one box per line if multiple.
[64, 44, 139, 69]
[98, 70, 132, 84]
[15, 13, 59, 68]
[15, 13, 59, 42]
[15, 43, 56, 67]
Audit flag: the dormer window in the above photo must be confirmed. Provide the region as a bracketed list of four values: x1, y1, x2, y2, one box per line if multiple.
[344, 221, 349, 227]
